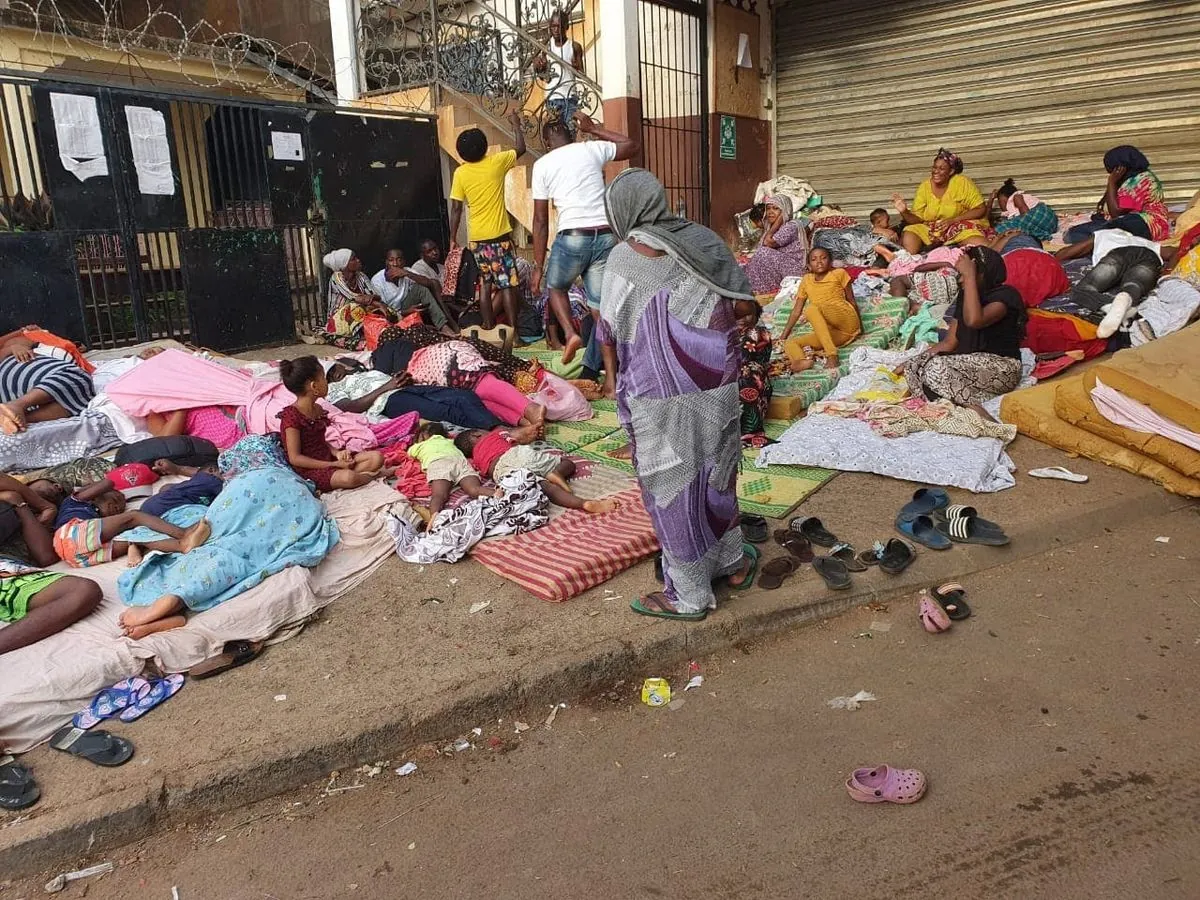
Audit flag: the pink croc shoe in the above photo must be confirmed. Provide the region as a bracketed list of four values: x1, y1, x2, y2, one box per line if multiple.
[845, 765, 927, 804]
[918, 590, 951, 634]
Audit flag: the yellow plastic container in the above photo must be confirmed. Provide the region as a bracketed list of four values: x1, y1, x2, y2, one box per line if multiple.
[641, 677, 672, 708]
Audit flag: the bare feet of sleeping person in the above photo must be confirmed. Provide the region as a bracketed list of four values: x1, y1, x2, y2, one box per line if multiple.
[119, 594, 185, 638]
[0, 402, 26, 435]
[180, 519, 211, 553]
[582, 498, 620, 515]
[125, 615, 187, 641]
[125, 543, 143, 568]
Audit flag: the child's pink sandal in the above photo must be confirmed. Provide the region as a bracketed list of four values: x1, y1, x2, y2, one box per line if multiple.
[918, 590, 952, 633]
[845, 765, 927, 804]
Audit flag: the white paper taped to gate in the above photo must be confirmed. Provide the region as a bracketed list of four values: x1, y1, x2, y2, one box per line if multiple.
[271, 131, 304, 161]
[124, 106, 175, 196]
[50, 93, 108, 182]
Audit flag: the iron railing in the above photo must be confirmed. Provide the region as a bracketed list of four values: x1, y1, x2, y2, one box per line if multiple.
[359, 0, 602, 152]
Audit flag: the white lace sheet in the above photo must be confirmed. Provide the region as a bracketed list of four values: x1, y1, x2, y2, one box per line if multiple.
[758, 345, 1018, 493]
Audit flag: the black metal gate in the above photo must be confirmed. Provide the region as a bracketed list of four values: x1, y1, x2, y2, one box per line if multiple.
[637, 0, 709, 223]
[0, 77, 444, 352]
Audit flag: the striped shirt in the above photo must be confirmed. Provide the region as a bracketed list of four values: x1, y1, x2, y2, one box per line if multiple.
[0, 355, 95, 416]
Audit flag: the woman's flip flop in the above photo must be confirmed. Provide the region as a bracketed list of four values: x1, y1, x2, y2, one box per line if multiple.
[758, 556, 801, 590]
[878, 538, 916, 575]
[896, 487, 949, 522]
[728, 543, 761, 591]
[895, 514, 951, 550]
[812, 556, 852, 590]
[932, 582, 972, 620]
[789, 516, 839, 548]
[119, 674, 185, 723]
[630, 594, 706, 622]
[72, 676, 149, 730]
[918, 590, 952, 633]
[773, 530, 814, 562]
[829, 544, 869, 572]
[49, 727, 134, 767]
[0, 757, 40, 811]
[1029, 466, 1088, 483]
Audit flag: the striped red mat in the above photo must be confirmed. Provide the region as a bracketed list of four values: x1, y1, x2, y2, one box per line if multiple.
[470, 487, 659, 602]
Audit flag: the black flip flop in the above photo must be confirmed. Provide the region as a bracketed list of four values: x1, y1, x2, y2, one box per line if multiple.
[0, 758, 39, 811]
[830, 544, 868, 572]
[812, 556, 852, 590]
[878, 538, 916, 575]
[49, 726, 134, 767]
[773, 530, 814, 562]
[758, 556, 801, 590]
[896, 487, 949, 523]
[790, 516, 839, 548]
[932, 582, 972, 620]
[190, 639, 265, 680]
[935, 505, 1006, 536]
[741, 515, 769, 544]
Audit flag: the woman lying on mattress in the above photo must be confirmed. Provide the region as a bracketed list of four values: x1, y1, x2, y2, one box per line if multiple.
[114, 435, 339, 640]
[0, 333, 95, 434]
[900, 247, 1026, 419]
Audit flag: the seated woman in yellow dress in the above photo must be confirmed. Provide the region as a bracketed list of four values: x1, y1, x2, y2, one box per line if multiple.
[891, 149, 988, 247]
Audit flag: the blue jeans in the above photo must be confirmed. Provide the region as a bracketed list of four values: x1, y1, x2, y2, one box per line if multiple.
[1064, 213, 1151, 244]
[544, 231, 616, 308]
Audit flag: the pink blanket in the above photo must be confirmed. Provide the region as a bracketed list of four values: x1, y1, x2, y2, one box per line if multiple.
[105, 350, 417, 451]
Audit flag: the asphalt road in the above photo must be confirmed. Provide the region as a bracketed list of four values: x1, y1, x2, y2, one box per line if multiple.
[9, 507, 1199, 900]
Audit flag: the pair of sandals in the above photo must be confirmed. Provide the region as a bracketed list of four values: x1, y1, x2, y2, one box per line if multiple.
[918, 583, 972, 633]
[895, 488, 1010, 550]
[3, 726, 137, 810]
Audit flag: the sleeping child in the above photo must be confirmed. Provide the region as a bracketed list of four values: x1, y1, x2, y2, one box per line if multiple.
[407, 422, 496, 522]
[454, 425, 618, 515]
[52, 476, 210, 569]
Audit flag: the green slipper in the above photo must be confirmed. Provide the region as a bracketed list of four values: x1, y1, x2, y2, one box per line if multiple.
[630, 595, 707, 622]
[728, 543, 761, 591]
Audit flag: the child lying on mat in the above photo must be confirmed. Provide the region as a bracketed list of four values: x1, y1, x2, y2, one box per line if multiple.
[454, 425, 619, 515]
[407, 422, 497, 523]
[142, 460, 225, 518]
[867, 230, 964, 277]
[52, 476, 210, 569]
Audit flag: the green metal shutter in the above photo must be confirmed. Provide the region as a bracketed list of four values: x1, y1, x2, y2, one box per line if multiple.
[774, 0, 1200, 216]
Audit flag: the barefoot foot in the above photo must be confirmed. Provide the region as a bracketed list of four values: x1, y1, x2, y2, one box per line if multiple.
[126, 615, 187, 640]
[583, 498, 620, 515]
[126, 543, 144, 568]
[0, 403, 26, 435]
[606, 444, 632, 461]
[560, 333, 583, 365]
[180, 518, 211, 552]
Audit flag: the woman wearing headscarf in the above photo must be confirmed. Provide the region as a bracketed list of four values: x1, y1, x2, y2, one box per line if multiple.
[901, 246, 1025, 413]
[742, 194, 809, 294]
[1057, 146, 1170, 262]
[891, 149, 988, 247]
[322, 248, 395, 349]
[598, 169, 759, 622]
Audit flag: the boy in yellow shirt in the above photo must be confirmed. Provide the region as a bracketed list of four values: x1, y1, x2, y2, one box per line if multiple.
[448, 111, 528, 332]
[780, 247, 862, 370]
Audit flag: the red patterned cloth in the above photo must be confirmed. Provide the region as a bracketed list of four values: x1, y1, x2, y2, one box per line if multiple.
[442, 247, 464, 297]
[470, 487, 659, 602]
[810, 214, 858, 229]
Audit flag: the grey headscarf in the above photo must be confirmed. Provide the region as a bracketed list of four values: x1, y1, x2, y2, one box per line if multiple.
[604, 168, 754, 301]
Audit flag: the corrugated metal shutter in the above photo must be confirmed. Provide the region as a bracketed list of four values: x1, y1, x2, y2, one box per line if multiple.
[774, 0, 1200, 217]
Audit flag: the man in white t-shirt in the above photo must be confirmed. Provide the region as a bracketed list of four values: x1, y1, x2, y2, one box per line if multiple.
[370, 248, 454, 334]
[531, 112, 639, 391]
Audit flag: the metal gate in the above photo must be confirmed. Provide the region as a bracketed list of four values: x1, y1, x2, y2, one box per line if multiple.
[637, 0, 708, 223]
[0, 76, 444, 352]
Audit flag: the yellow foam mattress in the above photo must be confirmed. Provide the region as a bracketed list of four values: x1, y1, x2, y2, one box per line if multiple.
[1057, 375, 1200, 480]
[1093, 323, 1200, 433]
[1001, 379, 1200, 498]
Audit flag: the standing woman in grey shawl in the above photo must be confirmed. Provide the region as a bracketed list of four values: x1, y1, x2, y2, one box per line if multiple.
[597, 168, 760, 621]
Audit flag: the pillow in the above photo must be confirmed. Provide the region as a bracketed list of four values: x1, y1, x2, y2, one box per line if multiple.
[1002, 249, 1071, 307]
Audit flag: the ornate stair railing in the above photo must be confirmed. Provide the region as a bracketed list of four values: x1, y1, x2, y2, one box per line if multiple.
[359, 0, 602, 153]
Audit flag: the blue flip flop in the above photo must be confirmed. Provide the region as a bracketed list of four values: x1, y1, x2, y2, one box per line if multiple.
[72, 676, 150, 730]
[896, 488, 950, 523]
[119, 674, 185, 723]
[896, 514, 952, 550]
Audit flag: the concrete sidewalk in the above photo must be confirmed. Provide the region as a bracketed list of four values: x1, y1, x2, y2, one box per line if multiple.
[0, 434, 1190, 877]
